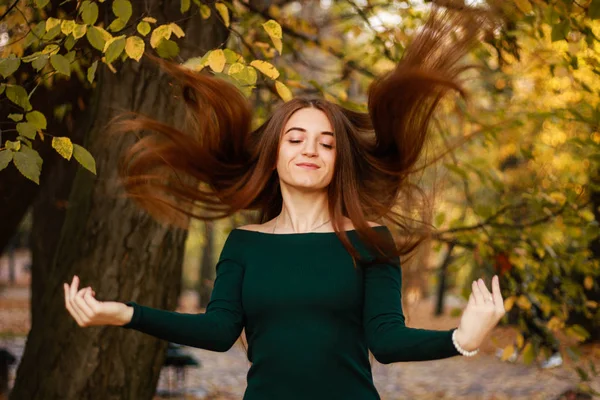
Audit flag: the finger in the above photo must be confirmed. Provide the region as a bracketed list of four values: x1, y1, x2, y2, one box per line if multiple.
[65, 284, 85, 326]
[467, 292, 475, 308]
[492, 275, 505, 312]
[472, 280, 484, 305]
[69, 275, 79, 302]
[477, 278, 493, 303]
[75, 287, 95, 321]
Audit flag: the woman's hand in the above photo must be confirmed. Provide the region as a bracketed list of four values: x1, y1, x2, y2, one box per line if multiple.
[454, 275, 506, 351]
[64, 275, 134, 327]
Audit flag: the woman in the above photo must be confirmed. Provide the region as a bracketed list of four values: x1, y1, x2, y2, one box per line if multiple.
[64, 5, 505, 399]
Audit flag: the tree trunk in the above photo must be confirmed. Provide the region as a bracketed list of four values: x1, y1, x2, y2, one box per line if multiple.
[198, 221, 215, 308]
[10, 5, 229, 400]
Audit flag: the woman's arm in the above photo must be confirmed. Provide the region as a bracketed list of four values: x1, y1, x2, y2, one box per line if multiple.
[122, 256, 244, 352]
[363, 260, 460, 364]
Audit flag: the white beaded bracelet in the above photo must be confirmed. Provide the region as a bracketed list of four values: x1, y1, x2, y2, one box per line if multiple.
[452, 329, 479, 357]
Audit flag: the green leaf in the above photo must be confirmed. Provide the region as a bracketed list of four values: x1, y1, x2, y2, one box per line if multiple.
[80, 1, 99, 25]
[156, 39, 179, 60]
[551, 20, 569, 42]
[6, 85, 32, 111]
[5, 141, 20, 151]
[50, 54, 71, 76]
[199, 4, 211, 19]
[107, 18, 127, 33]
[52, 137, 73, 160]
[13, 149, 42, 184]
[576, 366, 590, 381]
[87, 60, 98, 84]
[180, 0, 190, 13]
[0, 54, 21, 78]
[224, 49, 242, 64]
[589, 0, 600, 19]
[105, 36, 126, 63]
[137, 21, 151, 36]
[86, 26, 106, 51]
[64, 35, 76, 51]
[43, 23, 62, 41]
[0, 150, 13, 171]
[73, 144, 96, 174]
[125, 36, 145, 61]
[31, 54, 48, 71]
[112, 0, 132, 22]
[8, 114, 23, 122]
[522, 342, 536, 365]
[16, 122, 38, 140]
[26, 111, 47, 130]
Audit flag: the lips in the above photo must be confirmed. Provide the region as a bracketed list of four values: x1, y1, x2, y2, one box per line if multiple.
[296, 163, 320, 169]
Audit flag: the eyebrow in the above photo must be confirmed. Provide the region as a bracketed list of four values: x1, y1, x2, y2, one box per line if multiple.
[284, 127, 334, 136]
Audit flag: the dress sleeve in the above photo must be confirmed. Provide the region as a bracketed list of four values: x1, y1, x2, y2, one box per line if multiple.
[121, 233, 244, 352]
[362, 230, 460, 364]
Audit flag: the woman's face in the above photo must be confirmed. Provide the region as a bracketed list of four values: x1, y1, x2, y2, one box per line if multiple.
[276, 107, 336, 192]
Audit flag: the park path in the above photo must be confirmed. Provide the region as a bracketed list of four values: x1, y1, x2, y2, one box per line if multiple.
[1, 334, 597, 399]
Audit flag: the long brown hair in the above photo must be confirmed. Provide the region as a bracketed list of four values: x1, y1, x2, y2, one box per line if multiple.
[112, 5, 493, 264]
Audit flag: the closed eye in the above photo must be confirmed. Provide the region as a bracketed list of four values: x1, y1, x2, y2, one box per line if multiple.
[288, 140, 333, 149]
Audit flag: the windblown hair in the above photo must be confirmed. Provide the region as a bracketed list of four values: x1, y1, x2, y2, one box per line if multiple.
[113, 5, 493, 265]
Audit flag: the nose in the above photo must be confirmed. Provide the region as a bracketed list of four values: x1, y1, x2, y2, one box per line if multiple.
[302, 138, 318, 157]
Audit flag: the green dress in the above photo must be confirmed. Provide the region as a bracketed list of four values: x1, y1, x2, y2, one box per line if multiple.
[123, 226, 460, 399]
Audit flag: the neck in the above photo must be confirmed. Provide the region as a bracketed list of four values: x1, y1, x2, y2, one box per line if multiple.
[276, 184, 330, 233]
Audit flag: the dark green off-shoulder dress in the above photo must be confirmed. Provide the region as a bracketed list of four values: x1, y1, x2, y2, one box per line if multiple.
[122, 226, 460, 399]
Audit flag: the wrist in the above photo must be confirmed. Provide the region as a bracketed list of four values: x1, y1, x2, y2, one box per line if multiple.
[118, 303, 134, 326]
[453, 328, 479, 352]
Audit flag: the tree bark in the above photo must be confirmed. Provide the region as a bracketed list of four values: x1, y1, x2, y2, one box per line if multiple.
[10, 4, 229, 400]
[198, 221, 215, 308]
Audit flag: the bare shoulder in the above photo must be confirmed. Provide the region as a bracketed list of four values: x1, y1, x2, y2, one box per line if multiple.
[235, 223, 273, 233]
[340, 217, 382, 230]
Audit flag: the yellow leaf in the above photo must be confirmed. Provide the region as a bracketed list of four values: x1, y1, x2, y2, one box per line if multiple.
[250, 60, 279, 79]
[46, 17, 61, 32]
[584, 276, 594, 290]
[142, 17, 157, 23]
[52, 137, 73, 160]
[61, 20, 76, 36]
[547, 316, 564, 332]
[586, 300, 598, 309]
[275, 81, 292, 101]
[72, 24, 87, 39]
[125, 36, 145, 61]
[150, 24, 172, 48]
[262, 19, 282, 39]
[514, 0, 533, 13]
[501, 345, 514, 361]
[215, 3, 230, 27]
[504, 296, 516, 312]
[208, 49, 226, 73]
[199, 4, 211, 19]
[271, 37, 282, 55]
[263, 20, 283, 55]
[516, 332, 524, 349]
[169, 23, 185, 38]
[516, 295, 531, 310]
